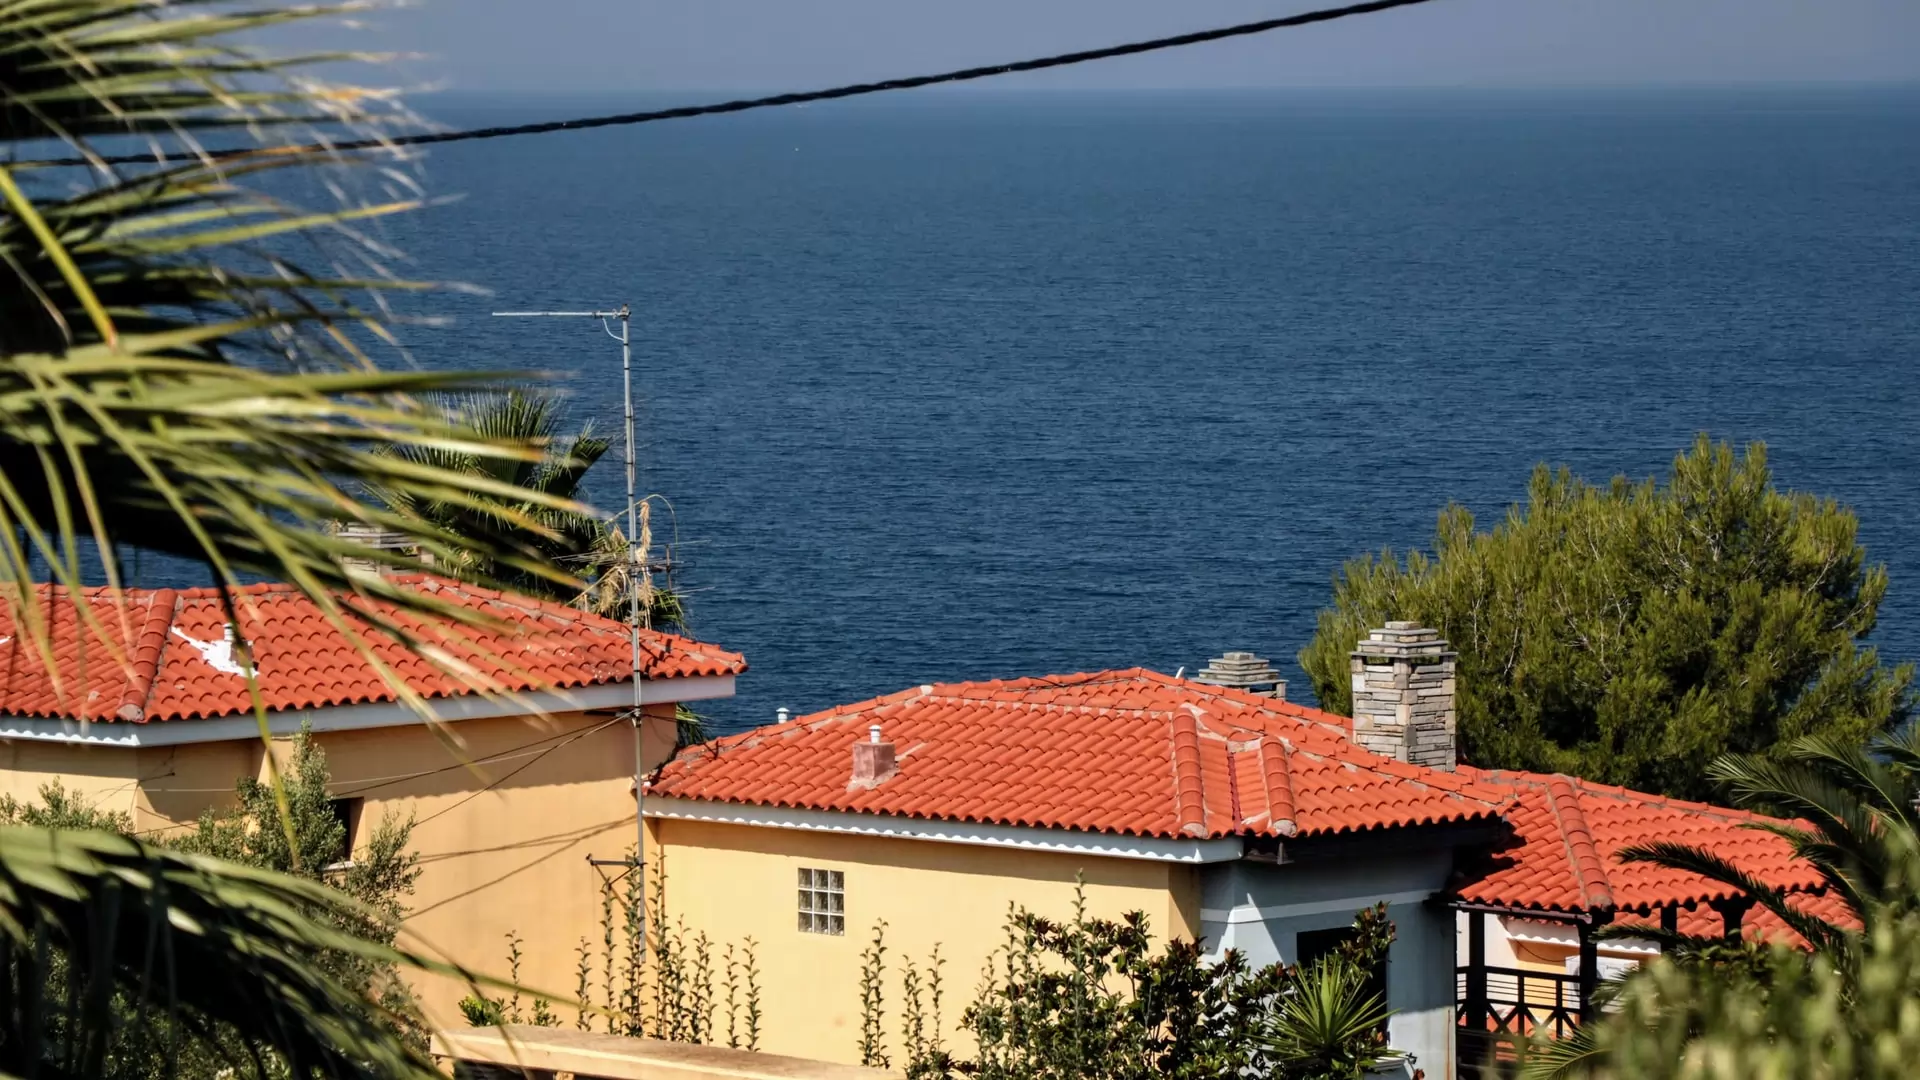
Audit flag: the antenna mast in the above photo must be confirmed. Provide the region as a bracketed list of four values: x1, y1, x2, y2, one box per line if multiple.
[492, 304, 652, 923]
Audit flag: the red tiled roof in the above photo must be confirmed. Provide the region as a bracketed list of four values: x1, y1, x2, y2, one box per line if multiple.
[1615, 890, 1858, 949]
[650, 670, 1511, 841]
[1449, 767, 1827, 916]
[0, 579, 744, 723]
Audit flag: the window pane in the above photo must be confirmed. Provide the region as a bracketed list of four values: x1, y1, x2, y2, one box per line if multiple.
[800, 867, 816, 888]
[798, 889, 813, 913]
[828, 914, 845, 936]
[828, 891, 843, 913]
[799, 911, 812, 932]
[828, 870, 844, 891]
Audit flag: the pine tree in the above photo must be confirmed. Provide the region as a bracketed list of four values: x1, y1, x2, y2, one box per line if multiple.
[1299, 436, 1913, 799]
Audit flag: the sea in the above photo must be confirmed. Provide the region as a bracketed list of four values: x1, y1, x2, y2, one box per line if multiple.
[213, 87, 1920, 734]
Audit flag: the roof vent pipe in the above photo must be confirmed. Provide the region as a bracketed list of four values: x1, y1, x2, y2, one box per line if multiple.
[777, 706, 790, 724]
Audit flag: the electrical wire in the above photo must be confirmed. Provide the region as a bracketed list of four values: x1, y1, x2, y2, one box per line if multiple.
[14, 0, 1440, 170]
[407, 713, 627, 829]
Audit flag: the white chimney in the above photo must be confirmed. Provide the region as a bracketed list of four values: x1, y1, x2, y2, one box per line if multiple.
[1350, 622, 1457, 771]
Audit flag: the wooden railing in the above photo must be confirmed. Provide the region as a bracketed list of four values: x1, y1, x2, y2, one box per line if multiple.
[1455, 965, 1583, 1080]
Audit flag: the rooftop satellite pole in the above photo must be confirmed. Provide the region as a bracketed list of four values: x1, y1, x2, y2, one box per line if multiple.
[492, 303, 651, 918]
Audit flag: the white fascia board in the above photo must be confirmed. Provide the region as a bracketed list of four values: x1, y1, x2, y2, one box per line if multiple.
[645, 796, 1246, 865]
[1502, 915, 1660, 956]
[0, 675, 734, 749]
[1200, 889, 1438, 926]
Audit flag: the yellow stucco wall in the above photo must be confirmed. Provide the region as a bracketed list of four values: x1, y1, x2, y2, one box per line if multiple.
[0, 702, 682, 1030]
[647, 817, 1199, 1066]
[0, 739, 142, 816]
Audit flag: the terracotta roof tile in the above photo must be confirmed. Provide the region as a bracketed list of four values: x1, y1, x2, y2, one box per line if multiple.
[1450, 767, 1827, 916]
[0, 578, 744, 723]
[651, 670, 1509, 841]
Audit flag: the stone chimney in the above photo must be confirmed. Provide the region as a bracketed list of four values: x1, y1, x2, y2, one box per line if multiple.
[1192, 651, 1286, 700]
[850, 724, 897, 790]
[1349, 622, 1457, 771]
[334, 521, 415, 576]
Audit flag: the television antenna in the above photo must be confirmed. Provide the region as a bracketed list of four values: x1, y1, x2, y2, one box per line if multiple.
[492, 304, 654, 914]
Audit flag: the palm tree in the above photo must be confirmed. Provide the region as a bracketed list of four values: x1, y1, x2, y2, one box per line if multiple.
[3, 0, 597, 1072]
[1615, 726, 1920, 956]
[372, 390, 696, 630]
[372, 391, 612, 594]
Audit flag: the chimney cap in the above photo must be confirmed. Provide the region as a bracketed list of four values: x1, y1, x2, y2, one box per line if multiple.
[1192, 651, 1286, 700]
[868, 723, 882, 744]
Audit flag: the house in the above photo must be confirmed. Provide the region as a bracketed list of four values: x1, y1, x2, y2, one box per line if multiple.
[643, 622, 1837, 1078]
[0, 578, 745, 1024]
[643, 624, 1508, 1074]
[1445, 767, 1842, 1074]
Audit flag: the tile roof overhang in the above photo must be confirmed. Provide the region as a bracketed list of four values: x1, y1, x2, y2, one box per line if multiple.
[649, 670, 1512, 844]
[1446, 767, 1830, 919]
[0, 579, 745, 727]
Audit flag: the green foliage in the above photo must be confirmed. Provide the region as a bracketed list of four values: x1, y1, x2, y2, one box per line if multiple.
[0, 731, 431, 1074]
[373, 391, 613, 600]
[1526, 731, 1920, 1078]
[1301, 437, 1912, 798]
[932, 883, 1395, 1080]
[1261, 960, 1391, 1080]
[176, 727, 424, 1042]
[459, 931, 558, 1029]
[900, 945, 947, 1079]
[860, 919, 892, 1068]
[1528, 901, 1920, 1080]
[555, 852, 759, 1047]
[0, 779, 133, 833]
[1603, 724, 1920, 964]
[0, 825, 456, 1079]
[1, 0, 594, 705]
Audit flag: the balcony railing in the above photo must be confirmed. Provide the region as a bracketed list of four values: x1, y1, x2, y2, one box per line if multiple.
[1455, 964, 1583, 1080]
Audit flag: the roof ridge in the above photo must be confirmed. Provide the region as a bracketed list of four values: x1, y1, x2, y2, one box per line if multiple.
[1170, 708, 1206, 838]
[1260, 737, 1298, 837]
[1545, 774, 1615, 910]
[113, 589, 178, 723]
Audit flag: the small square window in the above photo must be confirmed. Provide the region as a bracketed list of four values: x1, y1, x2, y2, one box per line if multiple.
[797, 866, 845, 935]
[326, 797, 362, 868]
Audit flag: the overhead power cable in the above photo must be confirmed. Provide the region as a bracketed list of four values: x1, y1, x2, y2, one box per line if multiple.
[17, 0, 1439, 170]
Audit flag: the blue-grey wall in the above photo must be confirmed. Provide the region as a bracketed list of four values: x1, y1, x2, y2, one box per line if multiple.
[1198, 848, 1457, 1077]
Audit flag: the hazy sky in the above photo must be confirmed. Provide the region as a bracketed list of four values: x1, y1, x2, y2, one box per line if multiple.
[336, 0, 1920, 94]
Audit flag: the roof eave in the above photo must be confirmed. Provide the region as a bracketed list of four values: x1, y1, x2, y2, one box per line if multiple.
[0, 673, 736, 748]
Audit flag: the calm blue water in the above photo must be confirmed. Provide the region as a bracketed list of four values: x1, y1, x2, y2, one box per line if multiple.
[372, 89, 1920, 731]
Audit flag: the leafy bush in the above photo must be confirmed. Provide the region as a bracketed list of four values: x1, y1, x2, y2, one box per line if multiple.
[900, 882, 1398, 1080]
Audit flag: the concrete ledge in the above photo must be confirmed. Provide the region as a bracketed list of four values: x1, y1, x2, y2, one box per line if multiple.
[433, 1026, 901, 1080]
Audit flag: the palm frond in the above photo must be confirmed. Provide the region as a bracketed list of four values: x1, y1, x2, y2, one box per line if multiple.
[3, 0, 606, 711]
[1706, 754, 1888, 868]
[0, 825, 484, 1079]
[1617, 841, 1849, 953]
[1783, 732, 1920, 831]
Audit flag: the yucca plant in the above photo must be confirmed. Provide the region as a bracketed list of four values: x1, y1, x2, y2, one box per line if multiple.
[1260, 959, 1393, 1080]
